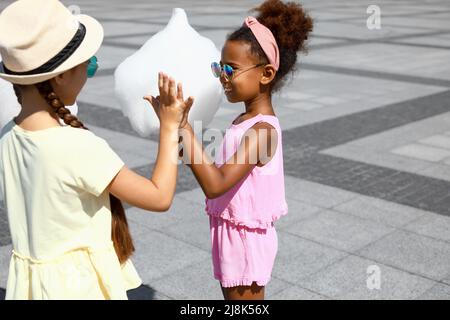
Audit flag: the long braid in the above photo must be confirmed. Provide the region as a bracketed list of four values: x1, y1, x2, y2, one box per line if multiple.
[35, 81, 87, 129]
[33, 81, 135, 264]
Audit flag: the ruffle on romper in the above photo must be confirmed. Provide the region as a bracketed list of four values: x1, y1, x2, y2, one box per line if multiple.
[206, 201, 288, 230]
[218, 277, 271, 288]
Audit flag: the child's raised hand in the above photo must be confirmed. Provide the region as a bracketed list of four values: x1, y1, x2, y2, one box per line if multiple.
[144, 72, 194, 130]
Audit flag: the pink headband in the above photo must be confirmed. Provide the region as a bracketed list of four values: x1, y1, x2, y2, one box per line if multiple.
[244, 16, 280, 71]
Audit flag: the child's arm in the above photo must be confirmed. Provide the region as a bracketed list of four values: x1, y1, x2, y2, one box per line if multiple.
[108, 73, 193, 212]
[180, 121, 278, 199]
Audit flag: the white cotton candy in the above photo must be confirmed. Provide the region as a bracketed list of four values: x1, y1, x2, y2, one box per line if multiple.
[0, 58, 78, 129]
[114, 8, 223, 137]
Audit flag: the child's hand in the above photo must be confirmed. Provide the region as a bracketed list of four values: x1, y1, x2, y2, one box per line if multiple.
[144, 72, 194, 130]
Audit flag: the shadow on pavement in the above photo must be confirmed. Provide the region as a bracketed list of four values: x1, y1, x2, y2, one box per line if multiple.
[127, 284, 157, 300]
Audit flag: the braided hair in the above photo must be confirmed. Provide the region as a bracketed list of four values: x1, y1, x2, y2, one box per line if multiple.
[35, 81, 88, 129]
[13, 81, 135, 264]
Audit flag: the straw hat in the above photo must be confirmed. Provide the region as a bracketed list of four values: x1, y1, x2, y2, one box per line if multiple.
[0, 0, 103, 85]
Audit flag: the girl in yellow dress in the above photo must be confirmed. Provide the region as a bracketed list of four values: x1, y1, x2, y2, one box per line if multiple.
[0, 0, 193, 299]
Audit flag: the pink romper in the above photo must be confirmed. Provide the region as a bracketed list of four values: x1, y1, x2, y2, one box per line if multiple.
[206, 114, 288, 288]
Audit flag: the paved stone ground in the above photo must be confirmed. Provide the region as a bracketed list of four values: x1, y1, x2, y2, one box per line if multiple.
[1, 0, 450, 300]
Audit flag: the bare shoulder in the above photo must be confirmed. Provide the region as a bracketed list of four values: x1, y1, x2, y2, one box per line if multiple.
[247, 121, 278, 141]
[246, 122, 278, 166]
[251, 121, 277, 132]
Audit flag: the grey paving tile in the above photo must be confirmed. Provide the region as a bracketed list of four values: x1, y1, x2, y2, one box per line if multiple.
[402, 213, 450, 243]
[126, 196, 206, 232]
[0, 202, 5, 220]
[283, 90, 450, 153]
[442, 276, 450, 287]
[340, 111, 450, 152]
[272, 232, 348, 284]
[88, 124, 160, 168]
[0, 237, 10, 248]
[299, 255, 436, 300]
[322, 144, 433, 176]
[274, 198, 322, 231]
[357, 230, 450, 281]
[0, 214, 10, 247]
[100, 21, 160, 39]
[391, 143, 450, 162]
[103, 34, 155, 48]
[377, 16, 450, 35]
[187, 13, 247, 30]
[416, 283, 450, 300]
[419, 134, 450, 150]
[177, 187, 207, 205]
[269, 285, 329, 300]
[78, 75, 122, 111]
[175, 165, 204, 194]
[197, 29, 229, 49]
[334, 195, 427, 228]
[150, 258, 224, 300]
[396, 33, 450, 48]
[285, 209, 395, 252]
[418, 163, 450, 182]
[131, 229, 209, 283]
[127, 219, 155, 239]
[289, 154, 450, 218]
[301, 60, 450, 88]
[120, 162, 200, 202]
[303, 43, 450, 82]
[162, 213, 211, 252]
[77, 101, 146, 139]
[264, 277, 297, 299]
[310, 20, 428, 41]
[95, 44, 137, 70]
[277, 71, 447, 128]
[0, 245, 12, 289]
[284, 176, 358, 209]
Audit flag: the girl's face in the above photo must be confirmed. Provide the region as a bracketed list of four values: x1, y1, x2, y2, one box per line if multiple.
[219, 40, 266, 103]
[50, 60, 89, 106]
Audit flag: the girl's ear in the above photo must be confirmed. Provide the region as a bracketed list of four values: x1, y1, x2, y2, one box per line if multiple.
[49, 71, 71, 103]
[52, 72, 67, 86]
[53, 68, 76, 87]
[260, 64, 276, 86]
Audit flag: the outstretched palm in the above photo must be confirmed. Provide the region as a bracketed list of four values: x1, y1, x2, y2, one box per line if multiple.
[144, 73, 193, 129]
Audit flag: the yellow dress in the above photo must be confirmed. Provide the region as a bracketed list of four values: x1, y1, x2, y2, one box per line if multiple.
[0, 120, 142, 299]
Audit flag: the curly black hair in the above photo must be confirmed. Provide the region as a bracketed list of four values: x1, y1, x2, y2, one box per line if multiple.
[227, 0, 313, 92]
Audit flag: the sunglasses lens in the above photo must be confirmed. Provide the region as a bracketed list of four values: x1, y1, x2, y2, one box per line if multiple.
[211, 62, 221, 78]
[87, 56, 98, 78]
[223, 64, 233, 79]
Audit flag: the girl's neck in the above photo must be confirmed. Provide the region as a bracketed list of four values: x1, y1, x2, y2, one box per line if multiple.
[243, 92, 275, 118]
[14, 88, 61, 130]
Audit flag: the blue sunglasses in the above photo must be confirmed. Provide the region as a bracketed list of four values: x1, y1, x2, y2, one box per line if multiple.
[87, 56, 98, 78]
[211, 61, 265, 81]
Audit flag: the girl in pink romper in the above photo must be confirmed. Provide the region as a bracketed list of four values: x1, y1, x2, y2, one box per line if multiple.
[206, 113, 287, 288]
[180, 0, 313, 299]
